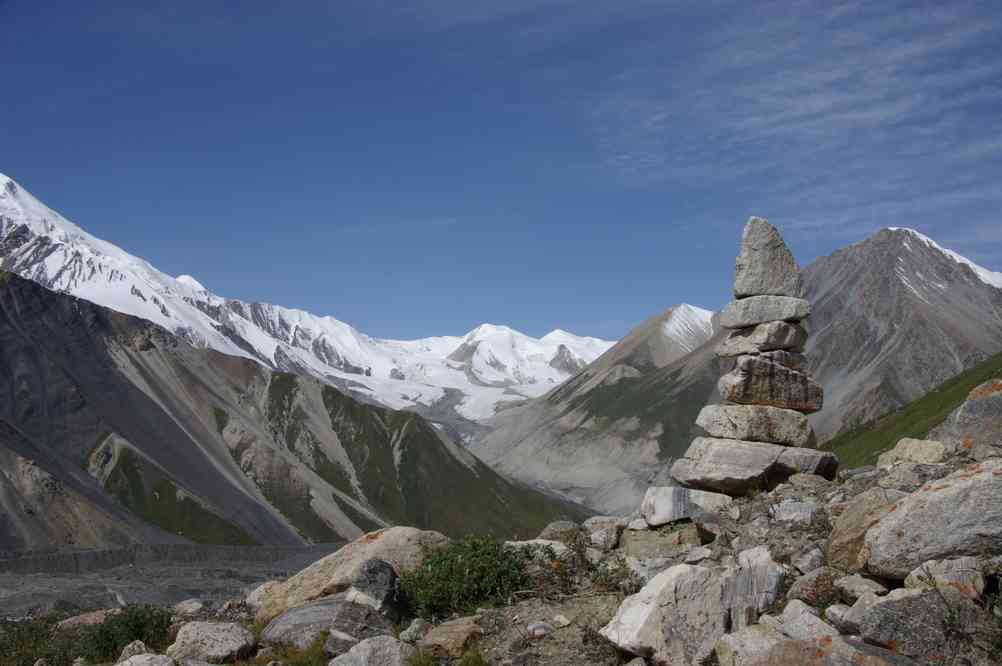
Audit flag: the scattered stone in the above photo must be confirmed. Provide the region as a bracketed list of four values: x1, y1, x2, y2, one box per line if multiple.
[718, 355, 823, 413]
[714, 624, 785, 666]
[824, 604, 851, 633]
[929, 378, 1002, 459]
[826, 487, 907, 571]
[787, 567, 840, 608]
[535, 520, 582, 544]
[583, 516, 624, 551]
[716, 322, 807, 357]
[345, 559, 405, 621]
[398, 618, 430, 644]
[742, 635, 920, 665]
[876, 462, 949, 492]
[671, 437, 837, 496]
[769, 499, 818, 525]
[552, 614, 571, 628]
[323, 599, 396, 656]
[778, 599, 839, 641]
[56, 608, 121, 632]
[876, 438, 951, 468]
[791, 545, 824, 574]
[117, 640, 151, 662]
[839, 591, 883, 634]
[416, 615, 484, 658]
[261, 596, 344, 651]
[720, 295, 811, 329]
[835, 574, 887, 602]
[863, 459, 1002, 578]
[527, 622, 554, 638]
[600, 564, 728, 665]
[685, 546, 713, 564]
[118, 658, 175, 666]
[859, 587, 991, 663]
[904, 556, 986, 599]
[328, 636, 417, 666]
[166, 622, 255, 662]
[253, 526, 449, 621]
[173, 599, 204, 617]
[640, 486, 733, 527]
[626, 518, 649, 531]
[620, 523, 702, 558]
[696, 404, 814, 447]
[722, 546, 787, 630]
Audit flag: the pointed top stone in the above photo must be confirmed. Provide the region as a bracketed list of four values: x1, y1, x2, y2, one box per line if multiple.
[734, 217, 802, 298]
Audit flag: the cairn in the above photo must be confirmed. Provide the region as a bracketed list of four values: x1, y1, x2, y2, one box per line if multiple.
[671, 217, 837, 496]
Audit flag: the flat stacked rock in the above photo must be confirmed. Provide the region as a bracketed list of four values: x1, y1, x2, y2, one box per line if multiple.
[671, 217, 837, 496]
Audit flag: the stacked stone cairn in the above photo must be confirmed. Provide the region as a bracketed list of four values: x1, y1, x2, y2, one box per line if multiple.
[670, 217, 838, 497]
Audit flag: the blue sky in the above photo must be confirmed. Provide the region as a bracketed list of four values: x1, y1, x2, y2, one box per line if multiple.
[3, 1, 1001, 340]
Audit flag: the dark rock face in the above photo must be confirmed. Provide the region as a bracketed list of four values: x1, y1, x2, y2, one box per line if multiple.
[348, 559, 405, 622]
[323, 600, 396, 656]
[718, 356, 824, 414]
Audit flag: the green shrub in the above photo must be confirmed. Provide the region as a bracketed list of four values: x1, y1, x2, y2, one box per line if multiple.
[401, 536, 531, 621]
[0, 605, 172, 666]
[407, 651, 438, 666]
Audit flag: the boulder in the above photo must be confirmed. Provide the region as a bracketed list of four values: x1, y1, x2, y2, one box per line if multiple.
[903, 556, 985, 599]
[245, 580, 280, 613]
[166, 622, 255, 663]
[55, 608, 121, 632]
[261, 596, 343, 651]
[328, 636, 417, 666]
[862, 459, 1002, 578]
[824, 604, 851, 633]
[696, 404, 814, 447]
[253, 526, 448, 621]
[732, 217, 803, 298]
[859, 587, 992, 663]
[583, 516, 625, 552]
[778, 599, 838, 641]
[876, 462, 949, 492]
[117, 640, 151, 662]
[722, 546, 787, 630]
[416, 616, 483, 658]
[787, 567, 840, 608]
[323, 599, 396, 656]
[839, 591, 881, 634]
[535, 520, 582, 544]
[719, 295, 811, 329]
[173, 599, 204, 617]
[769, 499, 818, 525]
[600, 564, 729, 665]
[640, 486, 733, 527]
[876, 438, 951, 467]
[714, 624, 785, 666]
[834, 574, 887, 602]
[826, 487, 907, 571]
[742, 636, 919, 665]
[716, 322, 807, 357]
[791, 545, 824, 574]
[344, 559, 405, 621]
[671, 437, 837, 496]
[119, 658, 176, 666]
[718, 355, 823, 413]
[929, 378, 1002, 459]
[620, 525, 701, 559]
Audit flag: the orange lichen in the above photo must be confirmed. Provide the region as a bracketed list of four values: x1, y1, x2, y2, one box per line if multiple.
[968, 379, 1002, 400]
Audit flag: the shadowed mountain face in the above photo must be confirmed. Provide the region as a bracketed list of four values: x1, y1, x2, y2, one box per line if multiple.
[472, 229, 1002, 514]
[0, 274, 587, 551]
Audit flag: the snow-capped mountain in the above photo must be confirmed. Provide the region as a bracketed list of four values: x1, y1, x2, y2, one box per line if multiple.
[0, 173, 619, 425]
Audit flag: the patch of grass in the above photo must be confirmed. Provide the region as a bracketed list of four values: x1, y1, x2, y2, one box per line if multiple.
[826, 350, 1002, 468]
[236, 635, 329, 666]
[401, 536, 532, 622]
[458, 650, 490, 666]
[0, 605, 173, 666]
[408, 652, 437, 666]
[106, 449, 257, 545]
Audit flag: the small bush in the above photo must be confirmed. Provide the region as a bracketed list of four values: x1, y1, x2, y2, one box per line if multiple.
[401, 536, 531, 621]
[408, 651, 437, 666]
[457, 650, 490, 666]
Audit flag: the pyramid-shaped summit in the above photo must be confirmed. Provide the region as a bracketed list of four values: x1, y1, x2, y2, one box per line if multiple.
[671, 216, 838, 497]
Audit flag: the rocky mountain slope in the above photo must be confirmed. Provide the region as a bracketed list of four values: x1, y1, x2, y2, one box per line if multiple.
[0, 174, 613, 432]
[473, 228, 1002, 514]
[0, 272, 587, 552]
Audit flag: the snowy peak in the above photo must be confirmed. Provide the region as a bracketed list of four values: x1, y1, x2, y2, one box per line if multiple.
[886, 227, 1002, 290]
[662, 304, 715, 353]
[0, 174, 614, 424]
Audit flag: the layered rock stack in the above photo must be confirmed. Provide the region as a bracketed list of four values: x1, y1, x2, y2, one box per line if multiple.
[671, 217, 837, 496]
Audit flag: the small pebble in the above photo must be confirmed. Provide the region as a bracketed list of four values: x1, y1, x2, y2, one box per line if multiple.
[552, 614, 571, 628]
[527, 622, 555, 638]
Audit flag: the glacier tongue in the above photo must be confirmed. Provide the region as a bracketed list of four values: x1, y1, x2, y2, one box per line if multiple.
[0, 173, 617, 423]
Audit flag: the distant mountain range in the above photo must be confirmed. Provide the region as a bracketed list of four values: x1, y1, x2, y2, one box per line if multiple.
[472, 228, 1002, 513]
[0, 273, 587, 551]
[0, 174, 615, 435]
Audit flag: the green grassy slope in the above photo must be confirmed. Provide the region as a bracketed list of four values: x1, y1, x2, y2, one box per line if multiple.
[826, 350, 1002, 468]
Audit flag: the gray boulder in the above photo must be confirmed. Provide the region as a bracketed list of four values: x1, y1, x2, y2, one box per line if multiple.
[719, 295, 811, 329]
[929, 378, 1002, 459]
[344, 559, 405, 621]
[740, 636, 919, 665]
[261, 596, 343, 651]
[778, 599, 838, 641]
[714, 624, 785, 666]
[329, 636, 417, 666]
[324, 599, 396, 656]
[716, 322, 807, 357]
[671, 437, 837, 496]
[118, 658, 175, 666]
[787, 567, 840, 608]
[721, 546, 787, 630]
[733, 216, 803, 298]
[583, 515, 625, 552]
[863, 459, 1002, 578]
[834, 574, 887, 602]
[696, 404, 814, 447]
[876, 462, 949, 492]
[718, 355, 823, 413]
[904, 556, 985, 599]
[165, 622, 255, 663]
[876, 437, 951, 467]
[117, 640, 151, 663]
[640, 486, 733, 527]
[826, 487, 907, 571]
[839, 591, 882, 634]
[769, 499, 818, 525]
